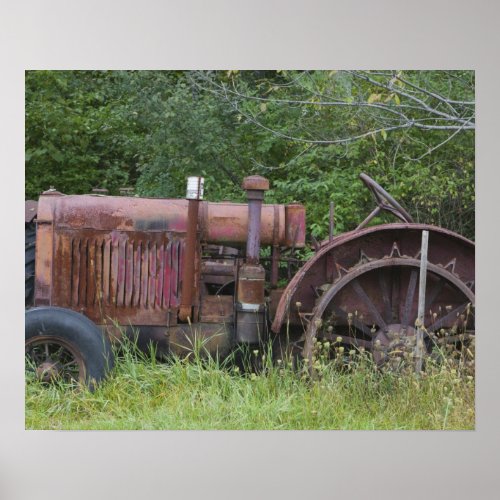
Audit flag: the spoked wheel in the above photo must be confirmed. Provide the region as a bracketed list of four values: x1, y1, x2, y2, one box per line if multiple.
[25, 336, 86, 384]
[25, 307, 114, 390]
[303, 255, 475, 368]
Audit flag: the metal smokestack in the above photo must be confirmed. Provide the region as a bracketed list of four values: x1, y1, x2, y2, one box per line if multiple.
[242, 176, 269, 264]
[179, 176, 204, 322]
[235, 176, 269, 344]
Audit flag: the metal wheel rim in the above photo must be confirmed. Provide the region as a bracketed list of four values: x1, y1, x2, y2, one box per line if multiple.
[303, 257, 474, 365]
[25, 335, 86, 384]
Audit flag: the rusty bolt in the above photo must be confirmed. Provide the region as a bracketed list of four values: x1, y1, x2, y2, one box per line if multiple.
[242, 175, 269, 192]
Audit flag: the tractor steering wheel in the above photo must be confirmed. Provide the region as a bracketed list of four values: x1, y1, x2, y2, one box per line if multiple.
[357, 173, 414, 230]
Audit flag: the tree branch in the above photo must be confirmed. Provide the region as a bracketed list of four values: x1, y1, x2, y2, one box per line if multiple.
[409, 116, 475, 161]
[349, 71, 474, 126]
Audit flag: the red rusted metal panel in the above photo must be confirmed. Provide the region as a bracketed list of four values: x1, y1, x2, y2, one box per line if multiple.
[199, 295, 234, 323]
[284, 204, 306, 248]
[44, 194, 304, 247]
[179, 198, 201, 321]
[33, 196, 56, 306]
[202, 203, 292, 246]
[49, 228, 182, 325]
[34, 191, 306, 327]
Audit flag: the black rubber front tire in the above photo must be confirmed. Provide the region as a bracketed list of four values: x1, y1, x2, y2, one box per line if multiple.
[25, 223, 36, 308]
[25, 307, 114, 389]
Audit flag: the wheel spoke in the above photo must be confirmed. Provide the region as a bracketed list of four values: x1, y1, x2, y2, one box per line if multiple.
[429, 303, 469, 332]
[62, 360, 79, 370]
[324, 334, 372, 349]
[36, 349, 47, 363]
[436, 331, 474, 345]
[330, 305, 374, 337]
[425, 277, 445, 311]
[401, 269, 418, 328]
[390, 267, 401, 323]
[52, 345, 65, 358]
[378, 269, 392, 323]
[28, 347, 43, 363]
[351, 279, 387, 331]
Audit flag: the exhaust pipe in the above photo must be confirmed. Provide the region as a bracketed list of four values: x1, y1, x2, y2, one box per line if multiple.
[179, 176, 204, 322]
[236, 176, 269, 344]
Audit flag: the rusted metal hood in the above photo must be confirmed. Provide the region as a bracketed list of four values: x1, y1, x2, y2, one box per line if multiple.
[37, 193, 306, 248]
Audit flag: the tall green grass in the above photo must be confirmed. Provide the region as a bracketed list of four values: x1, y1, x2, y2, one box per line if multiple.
[25, 334, 475, 430]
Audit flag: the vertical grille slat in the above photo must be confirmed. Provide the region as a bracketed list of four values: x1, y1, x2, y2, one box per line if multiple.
[163, 241, 172, 308]
[103, 239, 111, 305]
[60, 231, 178, 316]
[110, 238, 118, 306]
[71, 237, 80, 307]
[59, 235, 73, 305]
[125, 240, 134, 307]
[78, 239, 88, 307]
[170, 239, 179, 307]
[141, 240, 149, 307]
[95, 239, 103, 306]
[133, 241, 142, 307]
[156, 242, 164, 308]
[87, 238, 96, 306]
[148, 242, 157, 309]
[178, 240, 182, 302]
[117, 238, 126, 307]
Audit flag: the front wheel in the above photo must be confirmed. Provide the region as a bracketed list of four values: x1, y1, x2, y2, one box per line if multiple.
[25, 307, 114, 389]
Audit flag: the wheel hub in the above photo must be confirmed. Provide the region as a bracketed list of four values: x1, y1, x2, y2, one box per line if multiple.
[372, 323, 416, 365]
[36, 359, 62, 382]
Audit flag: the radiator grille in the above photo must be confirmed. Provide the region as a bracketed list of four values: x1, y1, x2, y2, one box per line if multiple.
[53, 231, 184, 323]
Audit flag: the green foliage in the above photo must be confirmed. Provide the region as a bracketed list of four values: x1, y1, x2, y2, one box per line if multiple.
[25, 70, 475, 239]
[134, 74, 250, 201]
[26, 71, 150, 197]
[215, 70, 475, 239]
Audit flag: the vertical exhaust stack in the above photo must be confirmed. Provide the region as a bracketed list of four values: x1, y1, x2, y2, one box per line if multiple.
[179, 176, 204, 323]
[236, 176, 269, 344]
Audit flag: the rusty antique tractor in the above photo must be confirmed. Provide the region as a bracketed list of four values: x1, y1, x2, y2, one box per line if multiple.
[25, 174, 475, 386]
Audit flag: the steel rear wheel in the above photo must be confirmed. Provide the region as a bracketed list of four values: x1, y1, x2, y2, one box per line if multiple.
[303, 255, 475, 367]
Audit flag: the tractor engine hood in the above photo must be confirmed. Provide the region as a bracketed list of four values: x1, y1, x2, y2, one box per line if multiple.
[37, 193, 305, 248]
